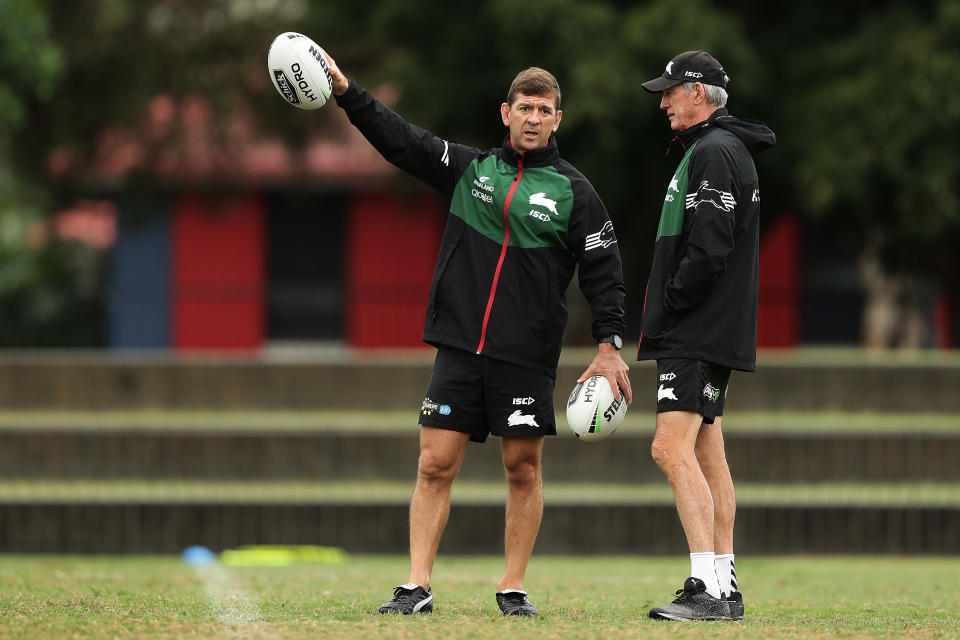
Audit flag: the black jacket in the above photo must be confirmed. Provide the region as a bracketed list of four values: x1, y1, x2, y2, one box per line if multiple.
[336, 81, 626, 376]
[636, 108, 775, 371]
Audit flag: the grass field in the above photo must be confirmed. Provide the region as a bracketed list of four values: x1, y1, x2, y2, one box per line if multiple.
[2, 555, 958, 639]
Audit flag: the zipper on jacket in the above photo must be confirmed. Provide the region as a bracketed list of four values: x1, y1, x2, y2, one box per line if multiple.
[476, 155, 524, 354]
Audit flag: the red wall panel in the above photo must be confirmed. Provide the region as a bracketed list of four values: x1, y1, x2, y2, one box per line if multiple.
[758, 211, 800, 347]
[346, 192, 445, 348]
[172, 193, 265, 351]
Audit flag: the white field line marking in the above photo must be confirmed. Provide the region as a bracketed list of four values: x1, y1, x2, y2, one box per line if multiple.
[195, 562, 263, 627]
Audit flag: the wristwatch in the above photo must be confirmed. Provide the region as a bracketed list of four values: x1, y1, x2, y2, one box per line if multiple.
[599, 334, 623, 350]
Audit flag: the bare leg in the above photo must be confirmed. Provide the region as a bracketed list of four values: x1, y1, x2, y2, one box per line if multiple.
[695, 416, 735, 555]
[496, 436, 544, 592]
[651, 411, 714, 551]
[408, 426, 470, 588]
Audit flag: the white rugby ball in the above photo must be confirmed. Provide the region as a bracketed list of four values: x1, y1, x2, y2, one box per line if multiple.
[267, 32, 333, 110]
[566, 375, 627, 442]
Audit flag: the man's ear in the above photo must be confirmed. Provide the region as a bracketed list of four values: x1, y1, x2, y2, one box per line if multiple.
[500, 102, 510, 126]
[693, 82, 706, 105]
[553, 109, 563, 132]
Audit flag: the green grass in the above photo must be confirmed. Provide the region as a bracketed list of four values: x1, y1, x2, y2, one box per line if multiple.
[1, 555, 958, 639]
[2, 479, 960, 506]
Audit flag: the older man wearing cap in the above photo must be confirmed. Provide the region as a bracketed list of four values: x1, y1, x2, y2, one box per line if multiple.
[636, 50, 775, 622]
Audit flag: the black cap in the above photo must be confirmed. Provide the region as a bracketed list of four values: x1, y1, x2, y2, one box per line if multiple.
[641, 50, 728, 93]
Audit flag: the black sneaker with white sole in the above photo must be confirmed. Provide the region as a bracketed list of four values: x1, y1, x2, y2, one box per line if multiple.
[724, 590, 744, 620]
[496, 589, 538, 616]
[648, 577, 730, 621]
[378, 583, 433, 614]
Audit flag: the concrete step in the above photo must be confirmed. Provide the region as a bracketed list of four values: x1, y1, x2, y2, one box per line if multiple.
[3, 479, 958, 507]
[3, 422, 960, 481]
[2, 349, 960, 411]
[2, 480, 958, 554]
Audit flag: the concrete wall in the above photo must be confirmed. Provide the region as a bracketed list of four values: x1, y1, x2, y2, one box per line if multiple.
[1, 352, 959, 411]
[3, 430, 959, 482]
[3, 503, 957, 555]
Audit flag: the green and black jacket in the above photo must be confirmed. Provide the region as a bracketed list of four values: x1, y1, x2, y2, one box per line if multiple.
[636, 108, 775, 371]
[336, 80, 625, 377]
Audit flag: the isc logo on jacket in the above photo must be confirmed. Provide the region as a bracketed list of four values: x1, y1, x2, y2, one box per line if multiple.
[528, 192, 558, 222]
[450, 157, 573, 250]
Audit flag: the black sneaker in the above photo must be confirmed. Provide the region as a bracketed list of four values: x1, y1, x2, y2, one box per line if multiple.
[724, 590, 744, 620]
[648, 577, 730, 621]
[378, 583, 433, 614]
[496, 589, 538, 616]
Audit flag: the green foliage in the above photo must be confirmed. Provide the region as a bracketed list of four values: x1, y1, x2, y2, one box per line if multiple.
[0, 0, 62, 135]
[0, 0, 61, 178]
[794, 1, 960, 234]
[0, 0, 102, 347]
[34, 1, 309, 145]
[789, 0, 960, 276]
[0, 227, 105, 347]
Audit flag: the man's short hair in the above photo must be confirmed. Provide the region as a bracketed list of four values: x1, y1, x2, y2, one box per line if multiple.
[683, 81, 728, 108]
[506, 67, 561, 110]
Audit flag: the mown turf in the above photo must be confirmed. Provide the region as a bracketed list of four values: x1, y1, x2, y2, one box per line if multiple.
[1, 554, 957, 639]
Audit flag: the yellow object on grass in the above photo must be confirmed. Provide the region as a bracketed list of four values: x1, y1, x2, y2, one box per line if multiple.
[220, 545, 348, 567]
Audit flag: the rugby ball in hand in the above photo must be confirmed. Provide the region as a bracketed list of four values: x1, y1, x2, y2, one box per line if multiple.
[267, 32, 333, 110]
[566, 375, 627, 442]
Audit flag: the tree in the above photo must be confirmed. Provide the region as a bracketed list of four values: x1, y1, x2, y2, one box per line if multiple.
[0, 0, 98, 347]
[789, 0, 960, 345]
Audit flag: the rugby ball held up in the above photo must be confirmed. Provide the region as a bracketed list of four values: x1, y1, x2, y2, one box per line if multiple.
[566, 375, 627, 442]
[267, 32, 333, 110]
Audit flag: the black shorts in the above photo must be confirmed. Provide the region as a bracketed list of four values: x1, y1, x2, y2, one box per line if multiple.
[655, 358, 731, 424]
[419, 346, 557, 443]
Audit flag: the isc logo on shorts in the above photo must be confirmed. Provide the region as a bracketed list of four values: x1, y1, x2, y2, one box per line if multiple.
[512, 396, 534, 405]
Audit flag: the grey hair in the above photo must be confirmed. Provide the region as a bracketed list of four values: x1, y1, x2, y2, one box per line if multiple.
[683, 79, 729, 107]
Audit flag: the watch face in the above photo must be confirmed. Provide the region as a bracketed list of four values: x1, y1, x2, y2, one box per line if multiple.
[602, 335, 622, 349]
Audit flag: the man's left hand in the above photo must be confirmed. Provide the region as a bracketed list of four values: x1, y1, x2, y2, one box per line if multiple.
[578, 344, 632, 405]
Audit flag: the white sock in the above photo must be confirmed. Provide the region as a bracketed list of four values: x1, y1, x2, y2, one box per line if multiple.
[690, 552, 721, 598]
[714, 553, 737, 596]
